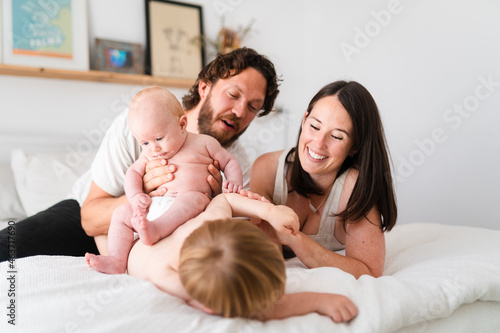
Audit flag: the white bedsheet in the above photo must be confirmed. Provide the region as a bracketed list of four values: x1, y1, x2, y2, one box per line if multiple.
[1, 223, 500, 333]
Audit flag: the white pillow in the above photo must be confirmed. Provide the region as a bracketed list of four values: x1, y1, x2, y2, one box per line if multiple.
[0, 163, 26, 220]
[10, 149, 93, 217]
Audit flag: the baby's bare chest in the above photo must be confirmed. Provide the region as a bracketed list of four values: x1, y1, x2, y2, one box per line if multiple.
[162, 147, 214, 194]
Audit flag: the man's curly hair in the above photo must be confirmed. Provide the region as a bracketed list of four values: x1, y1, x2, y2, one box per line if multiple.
[182, 47, 280, 117]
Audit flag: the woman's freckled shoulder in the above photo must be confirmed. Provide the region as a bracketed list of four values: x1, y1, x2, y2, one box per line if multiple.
[252, 150, 283, 176]
[346, 168, 359, 182]
[342, 168, 359, 194]
[255, 150, 284, 164]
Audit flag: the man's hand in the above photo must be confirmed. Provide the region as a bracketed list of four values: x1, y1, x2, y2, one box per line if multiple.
[207, 160, 223, 197]
[144, 159, 222, 197]
[143, 159, 176, 196]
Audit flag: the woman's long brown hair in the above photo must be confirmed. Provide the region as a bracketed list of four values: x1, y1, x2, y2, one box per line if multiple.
[289, 80, 397, 231]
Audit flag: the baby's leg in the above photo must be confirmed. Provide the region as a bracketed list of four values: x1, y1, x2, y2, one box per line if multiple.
[139, 192, 210, 246]
[86, 204, 135, 274]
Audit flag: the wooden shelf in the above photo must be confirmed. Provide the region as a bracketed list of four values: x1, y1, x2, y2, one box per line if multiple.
[0, 63, 195, 88]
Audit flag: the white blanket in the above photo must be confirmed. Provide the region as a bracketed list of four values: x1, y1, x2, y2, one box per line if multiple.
[1, 223, 500, 333]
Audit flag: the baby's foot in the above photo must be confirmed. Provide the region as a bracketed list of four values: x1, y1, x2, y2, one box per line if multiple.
[85, 253, 126, 274]
[134, 216, 160, 246]
[131, 210, 147, 231]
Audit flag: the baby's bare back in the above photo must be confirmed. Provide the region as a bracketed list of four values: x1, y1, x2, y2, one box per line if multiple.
[161, 134, 215, 196]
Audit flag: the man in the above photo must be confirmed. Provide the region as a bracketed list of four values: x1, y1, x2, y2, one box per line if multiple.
[0, 48, 280, 261]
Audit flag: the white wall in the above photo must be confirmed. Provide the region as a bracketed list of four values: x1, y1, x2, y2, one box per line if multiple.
[0, 0, 498, 229]
[304, 0, 500, 229]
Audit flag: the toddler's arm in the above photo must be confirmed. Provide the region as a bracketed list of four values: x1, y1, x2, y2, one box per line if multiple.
[222, 193, 299, 235]
[266, 292, 358, 322]
[263, 205, 300, 235]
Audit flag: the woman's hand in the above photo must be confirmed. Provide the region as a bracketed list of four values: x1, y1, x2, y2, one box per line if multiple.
[238, 190, 299, 239]
[275, 225, 301, 246]
[265, 205, 300, 236]
[143, 159, 176, 196]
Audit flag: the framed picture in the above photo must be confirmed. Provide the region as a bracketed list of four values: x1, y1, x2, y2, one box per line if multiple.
[0, 0, 3, 63]
[94, 38, 144, 74]
[1, 0, 89, 71]
[145, 0, 204, 79]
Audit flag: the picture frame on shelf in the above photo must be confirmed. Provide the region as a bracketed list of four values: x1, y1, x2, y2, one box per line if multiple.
[0, 0, 3, 63]
[1, 0, 89, 71]
[94, 38, 144, 75]
[145, 0, 204, 80]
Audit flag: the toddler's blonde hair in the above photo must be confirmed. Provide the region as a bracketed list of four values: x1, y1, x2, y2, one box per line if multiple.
[179, 219, 285, 319]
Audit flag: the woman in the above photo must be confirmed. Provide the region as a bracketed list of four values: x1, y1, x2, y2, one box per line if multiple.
[251, 80, 397, 278]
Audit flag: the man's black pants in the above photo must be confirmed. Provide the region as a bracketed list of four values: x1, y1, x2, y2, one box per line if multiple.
[0, 199, 98, 262]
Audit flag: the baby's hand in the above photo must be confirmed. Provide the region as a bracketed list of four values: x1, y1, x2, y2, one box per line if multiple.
[222, 180, 242, 194]
[265, 205, 299, 235]
[130, 193, 152, 212]
[316, 293, 358, 323]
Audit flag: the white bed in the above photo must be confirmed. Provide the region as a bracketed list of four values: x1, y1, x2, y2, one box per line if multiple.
[1, 138, 500, 332]
[1, 223, 499, 333]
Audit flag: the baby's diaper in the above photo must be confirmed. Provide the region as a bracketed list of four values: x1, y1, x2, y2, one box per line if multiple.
[147, 196, 175, 220]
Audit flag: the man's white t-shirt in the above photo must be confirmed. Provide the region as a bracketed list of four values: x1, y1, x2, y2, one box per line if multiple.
[71, 109, 253, 205]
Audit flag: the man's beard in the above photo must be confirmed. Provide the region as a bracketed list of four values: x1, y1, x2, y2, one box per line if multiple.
[197, 94, 248, 148]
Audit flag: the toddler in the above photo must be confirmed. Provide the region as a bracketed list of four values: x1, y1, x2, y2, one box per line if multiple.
[126, 192, 358, 322]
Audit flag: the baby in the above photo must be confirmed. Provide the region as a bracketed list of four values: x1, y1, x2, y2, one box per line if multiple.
[127, 192, 358, 322]
[86, 87, 243, 274]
